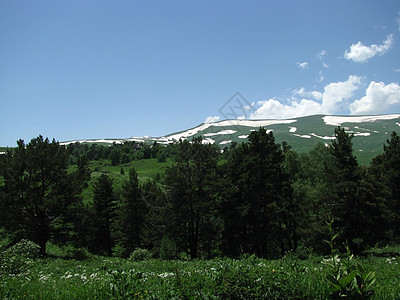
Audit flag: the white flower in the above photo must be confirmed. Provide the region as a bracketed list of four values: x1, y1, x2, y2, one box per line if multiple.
[158, 272, 175, 278]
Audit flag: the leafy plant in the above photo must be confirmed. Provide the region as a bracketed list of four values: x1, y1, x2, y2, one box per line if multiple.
[0, 239, 40, 275]
[160, 237, 177, 260]
[323, 217, 376, 299]
[129, 248, 152, 261]
[5, 239, 41, 259]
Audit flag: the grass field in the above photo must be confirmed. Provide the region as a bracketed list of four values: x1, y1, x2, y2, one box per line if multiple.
[1, 244, 400, 299]
[77, 158, 172, 202]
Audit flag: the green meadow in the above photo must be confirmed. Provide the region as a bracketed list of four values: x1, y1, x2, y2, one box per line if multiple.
[1, 243, 400, 299]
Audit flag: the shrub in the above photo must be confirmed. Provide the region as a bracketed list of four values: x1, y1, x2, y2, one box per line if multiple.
[0, 239, 40, 275]
[160, 237, 177, 260]
[66, 247, 89, 260]
[6, 239, 41, 259]
[0, 228, 12, 252]
[364, 244, 400, 257]
[128, 248, 152, 261]
[323, 218, 376, 299]
[112, 244, 129, 258]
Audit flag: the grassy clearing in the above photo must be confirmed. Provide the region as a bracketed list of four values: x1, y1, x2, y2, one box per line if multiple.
[77, 158, 172, 202]
[89, 158, 172, 182]
[1, 249, 399, 299]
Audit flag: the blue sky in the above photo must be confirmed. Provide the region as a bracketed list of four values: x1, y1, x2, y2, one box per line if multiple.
[1, 0, 400, 146]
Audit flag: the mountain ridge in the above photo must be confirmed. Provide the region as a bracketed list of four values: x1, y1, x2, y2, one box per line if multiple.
[59, 114, 400, 165]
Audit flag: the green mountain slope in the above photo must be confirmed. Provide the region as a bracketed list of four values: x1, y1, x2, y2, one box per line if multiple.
[59, 114, 400, 165]
[160, 114, 400, 165]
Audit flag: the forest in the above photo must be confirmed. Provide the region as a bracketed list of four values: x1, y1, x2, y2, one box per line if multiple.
[1, 126, 399, 259]
[1, 127, 400, 298]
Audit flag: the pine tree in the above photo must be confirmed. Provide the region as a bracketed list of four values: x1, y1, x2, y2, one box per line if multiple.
[164, 137, 220, 259]
[371, 131, 400, 242]
[141, 180, 170, 254]
[326, 127, 363, 253]
[222, 128, 295, 258]
[116, 168, 146, 257]
[291, 143, 333, 253]
[0, 135, 88, 255]
[91, 173, 115, 256]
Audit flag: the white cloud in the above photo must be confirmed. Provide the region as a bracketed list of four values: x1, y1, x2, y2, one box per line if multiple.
[317, 50, 327, 60]
[322, 62, 329, 68]
[311, 91, 323, 100]
[344, 34, 394, 63]
[318, 71, 325, 82]
[292, 87, 306, 97]
[350, 81, 400, 114]
[251, 98, 323, 119]
[250, 75, 362, 119]
[204, 116, 220, 123]
[321, 75, 362, 113]
[297, 62, 309, 69]
[293, 87, 322, 100]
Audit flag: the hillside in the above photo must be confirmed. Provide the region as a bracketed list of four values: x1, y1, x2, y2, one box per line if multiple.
[61, 114, 400, 165]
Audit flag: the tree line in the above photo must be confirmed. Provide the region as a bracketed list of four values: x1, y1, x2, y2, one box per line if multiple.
[67, 140, 171, 165]
[0, 127, 399, 259]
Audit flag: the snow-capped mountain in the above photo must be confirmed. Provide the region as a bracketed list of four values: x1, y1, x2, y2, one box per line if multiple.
[61, 114, 400, 165]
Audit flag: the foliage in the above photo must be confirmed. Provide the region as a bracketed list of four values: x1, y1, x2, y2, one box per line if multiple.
[325, 127, 365, 253]
[2, 128, 400, 273]
[164, 136, 220, 259]
[2, 252, 399, 299]
[90, 173, 115, 256]
[5, 239, 41, 259]
[323, 217, 376, 299]
[364, 244, 400, 257]
[221, 128, 295, 258]
[0, 239, 40, 275]
[0, 136, 89, 255]
[114, 168, 146, 257]
[371, 131, 400, 243]
[128, 248, 152, 261]
[160, 236, 177, 260]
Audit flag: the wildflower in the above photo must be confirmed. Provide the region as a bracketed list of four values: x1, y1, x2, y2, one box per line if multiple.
[158, 272, 174, 278]
[39, 275, 49, 282]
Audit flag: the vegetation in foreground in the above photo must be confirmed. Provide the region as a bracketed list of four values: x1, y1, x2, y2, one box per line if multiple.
[1, 127, 400, 298]
[0, 240, 399, 299]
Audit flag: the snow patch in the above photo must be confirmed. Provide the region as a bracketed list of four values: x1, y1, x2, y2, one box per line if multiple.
[61, 139, 124, 145]
[201, 138, 215, 144]
[323, 114, 400, 126]
[204, 130, 237, 137]
[238, 135, 249, 139]
[219, 140, 232, 145]
[165, 119, 296, 141]
[354, 133, 371, 137]
[289, 127, 297, 133]
[311, 133, 336, 140]
[293, 134, 311, 139]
